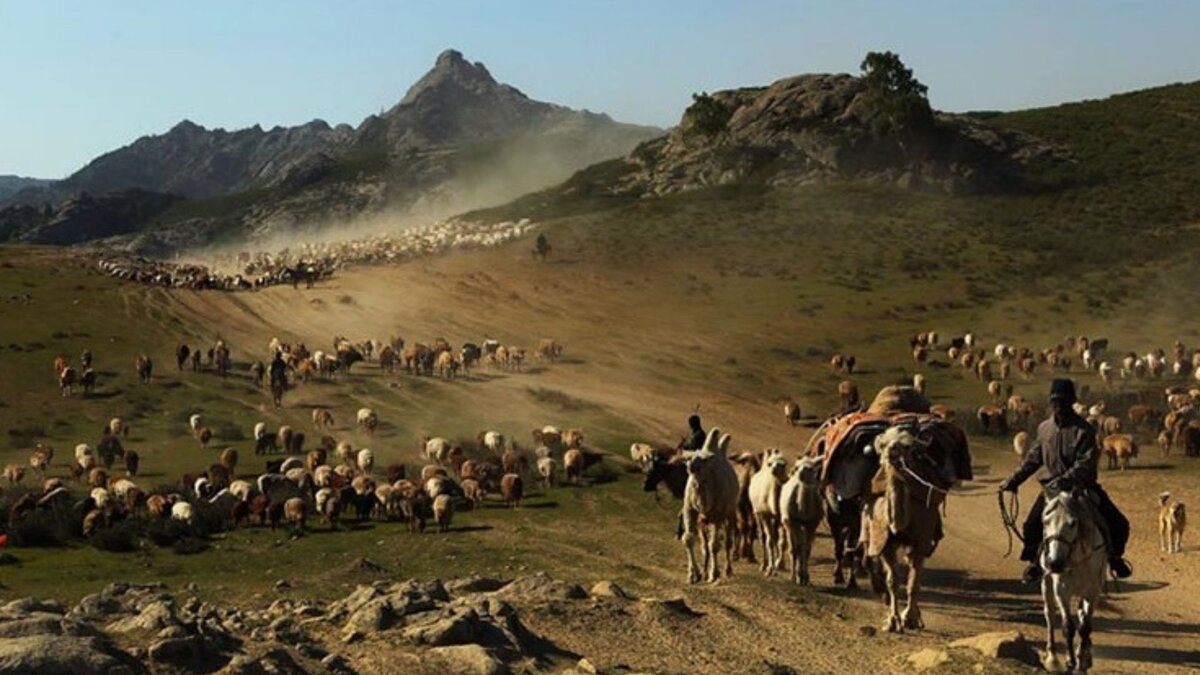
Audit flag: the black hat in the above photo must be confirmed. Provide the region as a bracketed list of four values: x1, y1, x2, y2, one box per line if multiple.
[1049, 378, 1076, 402]
[687, 414, 702, 428]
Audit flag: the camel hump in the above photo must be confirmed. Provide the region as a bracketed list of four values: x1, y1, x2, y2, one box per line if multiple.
[868, 385, 931, 415]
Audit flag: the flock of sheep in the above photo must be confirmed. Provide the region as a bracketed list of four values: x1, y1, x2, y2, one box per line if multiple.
[3, 413, 601, 545]
[94, 218, 535, 292]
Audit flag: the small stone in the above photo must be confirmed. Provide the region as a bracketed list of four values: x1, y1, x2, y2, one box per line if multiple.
[184, 582, 199, 592]
[577, 657, 598, 674]
[341, 630, 363, 644]
[858, 625, 876, 638]
[275, 579, 291, 590]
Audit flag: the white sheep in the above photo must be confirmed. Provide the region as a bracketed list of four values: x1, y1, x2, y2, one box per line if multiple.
[913, 374, 926, 396]
[629, 442, 655, 466]
[171, 501, 195, 524]
[194, 477, 213, 500]
[357, 408, 378, 434]
[111, 479, 137, 500]
[424, 437, 452, 465]
[229, 479, 254, 502]
[108, 417, 123, 436]
[253, 422, 267, 441]
[314, 465, 334, 488]
[357, 448, 375, 476]
[478, 430, 506, 454]
[90, 487, 110, 509]
[536, 456, 558, 489]
[279, 457, 305, 474]
[189, 414, 202, 434]
[75, 443, 95, 463]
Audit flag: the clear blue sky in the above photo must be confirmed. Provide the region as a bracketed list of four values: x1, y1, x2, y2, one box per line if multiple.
[2, 1, 1197, 178]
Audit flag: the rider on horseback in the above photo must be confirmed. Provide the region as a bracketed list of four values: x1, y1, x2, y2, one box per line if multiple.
[999, 378, 1132, 582]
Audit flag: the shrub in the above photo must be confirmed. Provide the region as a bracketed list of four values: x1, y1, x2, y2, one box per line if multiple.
[685, 92, 733, 138]
[91, 518, 142, 552]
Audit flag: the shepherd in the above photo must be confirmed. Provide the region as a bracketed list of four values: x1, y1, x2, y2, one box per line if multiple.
[999, 378, 1132, 583]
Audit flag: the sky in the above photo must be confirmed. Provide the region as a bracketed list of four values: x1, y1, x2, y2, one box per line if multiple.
[1, 1, 1198, 178]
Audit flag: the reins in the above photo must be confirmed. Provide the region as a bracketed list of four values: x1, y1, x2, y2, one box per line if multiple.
[896, 455, 950, 510]
[998, 489, 1024, 558]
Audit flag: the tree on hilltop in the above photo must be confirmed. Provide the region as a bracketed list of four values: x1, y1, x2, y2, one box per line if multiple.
[859, 51, 933, 133]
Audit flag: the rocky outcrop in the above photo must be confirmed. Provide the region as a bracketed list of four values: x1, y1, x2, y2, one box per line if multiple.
[606, 73, 1062, 196]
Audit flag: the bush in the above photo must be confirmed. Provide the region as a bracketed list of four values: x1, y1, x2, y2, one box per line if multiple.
[685, 93, 733, 138]
[6, 504, 75, 547]
[145, 518, 193, 547]
[91, 518, 143, 553]
[172, 537, 209, 555]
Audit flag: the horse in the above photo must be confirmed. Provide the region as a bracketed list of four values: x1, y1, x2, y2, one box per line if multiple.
[681, 428, 739, 584]
[1040, 489, 1107, 673]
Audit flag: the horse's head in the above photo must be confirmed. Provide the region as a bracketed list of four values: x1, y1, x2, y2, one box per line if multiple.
[1041, 492, 1083, 574]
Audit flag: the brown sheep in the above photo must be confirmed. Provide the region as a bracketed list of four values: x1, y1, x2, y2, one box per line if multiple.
[502, 449, 526, 477]
[912, 346, 927, 364]
[249, 494, 271, 525]
[536, 338, 563, 361]
[976, 360, 992, 381]
[28, 451, 49, 477]
[219, 448, 239, 474]
[146, 494, 170, 519]
[276, 426, 294, 453]
[830, 354, 845, 372]
[87, 467, 108, 489]
[976, 404, 1008, 435]
[564, 449, 603, 484]
[1158, 430, 1172, 456]
[783, 399, 802, 425]
[501, 473, 524, 508]
[562, 428, 585, 450]
[433, 494, 454, 533]
[930, 404, 954, 420]
[1127, 405, 1159, 428]
[420, 465, 448, 482]
[385, 463, 406, 484]
[987, 380, 1003, 401]
[1102, 416, 1123, 437]
[208, 464, 232, 490]
[4, 464, 27, 486]
[837, 380, 860, 412]
[1102, 434, 1138, 470]
[462, 478, 485, 507]
[312, 408, 334, 430]
[284, 497, 306, 530]
[124, 450, 140, 477]
[197, 427, 214, 447]
[458, 460, 479, 482]
[1013, 430, 1031, 457]
[306, 448, 328, 474]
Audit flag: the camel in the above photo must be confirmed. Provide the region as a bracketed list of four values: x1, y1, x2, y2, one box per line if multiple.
[780, 456, 824, 585]
[749, 448, 788, 575]
[681, 428, 739, 584]
[864, 426, 943, 633]
[1040, 490, 1107, 672]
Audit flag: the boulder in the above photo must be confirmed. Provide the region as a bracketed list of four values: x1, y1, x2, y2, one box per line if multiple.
[107, 599, 180, 634]
[426, 644, 509, 675]
[403, 610, 478, 647]
[492, 573, 586, 603]
[0, 614, 67, 638]
[0, 634, 145, 674]
[906, 648, 950, 672]
[1, 598, 65, 615]
[446, 576, 510, 596]
[949, 631, 1039, 666]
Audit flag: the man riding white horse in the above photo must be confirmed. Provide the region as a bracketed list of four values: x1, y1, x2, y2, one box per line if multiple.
[999, 378, 1132, 582]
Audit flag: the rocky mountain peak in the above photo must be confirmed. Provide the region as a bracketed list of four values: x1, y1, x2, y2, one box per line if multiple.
[400, 48, 509, 106]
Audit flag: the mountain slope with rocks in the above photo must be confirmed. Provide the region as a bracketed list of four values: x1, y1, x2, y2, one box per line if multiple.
[0, 175, 52, 201]
[590, 72, 1062, 197]
[0, 49, 659, 252]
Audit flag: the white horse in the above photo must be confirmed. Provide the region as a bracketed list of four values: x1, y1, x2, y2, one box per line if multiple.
[1040, 490, 1108, 672]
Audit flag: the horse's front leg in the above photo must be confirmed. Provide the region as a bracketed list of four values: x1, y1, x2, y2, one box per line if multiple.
[1041, 574, 1059, 670]
[902, 554, 925, 630]
[1077, 596, 1095, 672]
[881, 550, 903, 633]
[1056, 579, 1077, 672]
